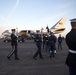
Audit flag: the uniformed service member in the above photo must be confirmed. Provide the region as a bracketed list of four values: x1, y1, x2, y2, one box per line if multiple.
[42, 34, 49, 51]
[33, 31, 43, 60]
[65, 18, 76, 75]
[42, 34, 46, 49]
[45, 35, 49, 51]
[7, 29, 20, 60]
[48, 32, 56, 58]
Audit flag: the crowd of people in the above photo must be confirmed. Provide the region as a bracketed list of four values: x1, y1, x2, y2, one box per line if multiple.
[7, 29, 63, 60]
[7, 18, 76, 75]
[33, 31, 63, 59]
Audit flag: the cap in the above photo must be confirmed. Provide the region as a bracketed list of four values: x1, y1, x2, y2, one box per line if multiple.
[11, 29, 15, 31]
[70, 18, 76, 22]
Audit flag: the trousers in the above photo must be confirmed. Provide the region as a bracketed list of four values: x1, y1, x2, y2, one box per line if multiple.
[7, 45, 18, 59]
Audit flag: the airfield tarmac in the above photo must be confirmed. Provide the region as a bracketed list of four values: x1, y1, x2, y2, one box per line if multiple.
[0, 39, 69, 75]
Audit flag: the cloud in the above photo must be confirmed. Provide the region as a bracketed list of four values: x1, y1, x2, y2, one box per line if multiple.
[0, 0, 20, 26]
[6, 0, 20, 19]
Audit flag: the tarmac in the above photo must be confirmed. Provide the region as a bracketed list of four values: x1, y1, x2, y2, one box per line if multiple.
[0, 39, 69, 75]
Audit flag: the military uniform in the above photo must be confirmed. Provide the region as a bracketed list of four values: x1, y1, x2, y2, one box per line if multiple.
[48, 32, 56, 57]
[7, 29, 19, 60]
[45, 35, 49, 51]
[33, 33, 43, 60]
[43, 35, 49, 50]
[65, 19, 76, 75]
[42, 35, 46, 49]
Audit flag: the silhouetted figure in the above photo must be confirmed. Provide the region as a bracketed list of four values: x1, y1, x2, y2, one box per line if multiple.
[45, 35, 49, 51]
[33, 31, 43, 60]
[46, 26, 49, 33]
[42, 34, 46, 49]
[65, 18, 76, 75]
[48, 32, 56, 58]
[43, 34, 49, 51]
[58, 34, 62, 50]
[7, 29, 20, 60]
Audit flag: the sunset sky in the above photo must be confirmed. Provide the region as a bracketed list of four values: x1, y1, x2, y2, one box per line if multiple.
[0, 0, 76, 35]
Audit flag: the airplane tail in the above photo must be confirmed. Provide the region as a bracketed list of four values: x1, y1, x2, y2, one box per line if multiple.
[51, 18, 66, 29]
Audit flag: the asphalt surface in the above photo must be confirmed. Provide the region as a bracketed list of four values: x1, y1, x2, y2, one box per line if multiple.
[0, 39, 69, 75]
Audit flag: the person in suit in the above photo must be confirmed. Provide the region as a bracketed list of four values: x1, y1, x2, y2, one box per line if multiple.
[42, 34, 46, 49]
[33, 31, 43, 60]
[42, 34, 49, 51]
[58, 34, 62, 50]
[65, 18, 76, 75]
[7, 29, 20, 60]
[48, 32, 56, 58]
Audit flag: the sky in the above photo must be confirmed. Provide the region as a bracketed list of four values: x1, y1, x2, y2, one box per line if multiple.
[0, 0, 76, 36]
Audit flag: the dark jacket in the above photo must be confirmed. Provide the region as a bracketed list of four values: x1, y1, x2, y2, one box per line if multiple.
[58, 37, 62, 43]
[35, 34, 42, 42]
[48, 35, 56, 46]
[11, 33, 17, 46]
[65, 29, 76, 67]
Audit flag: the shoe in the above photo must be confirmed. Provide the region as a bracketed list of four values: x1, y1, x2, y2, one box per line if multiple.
[15, 58, 20, 60]
[50, 55, 52, 58]
[53, 55, 55, 57]
[33, 57, 37, 60]
[7, 56, 11, 60]
[40, 57, 44, 59]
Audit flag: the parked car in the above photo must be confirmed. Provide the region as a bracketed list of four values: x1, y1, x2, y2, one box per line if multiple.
[3, 35, 25, 42]
[3, 36, 11, 42]
[18, 35, 25, 42]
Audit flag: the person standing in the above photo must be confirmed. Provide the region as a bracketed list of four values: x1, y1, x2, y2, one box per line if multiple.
[48, 32, 56, 58]
[58, 34, 62, 50]
[33, 31, 43, 60]
[45, 35, 49, 51]
[65, 18, 76, 75]
[7, 29, 20, 60]
[42, 34, 46, 49]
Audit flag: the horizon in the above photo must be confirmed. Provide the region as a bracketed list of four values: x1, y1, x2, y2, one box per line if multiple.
[0, 0, 75, 36]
